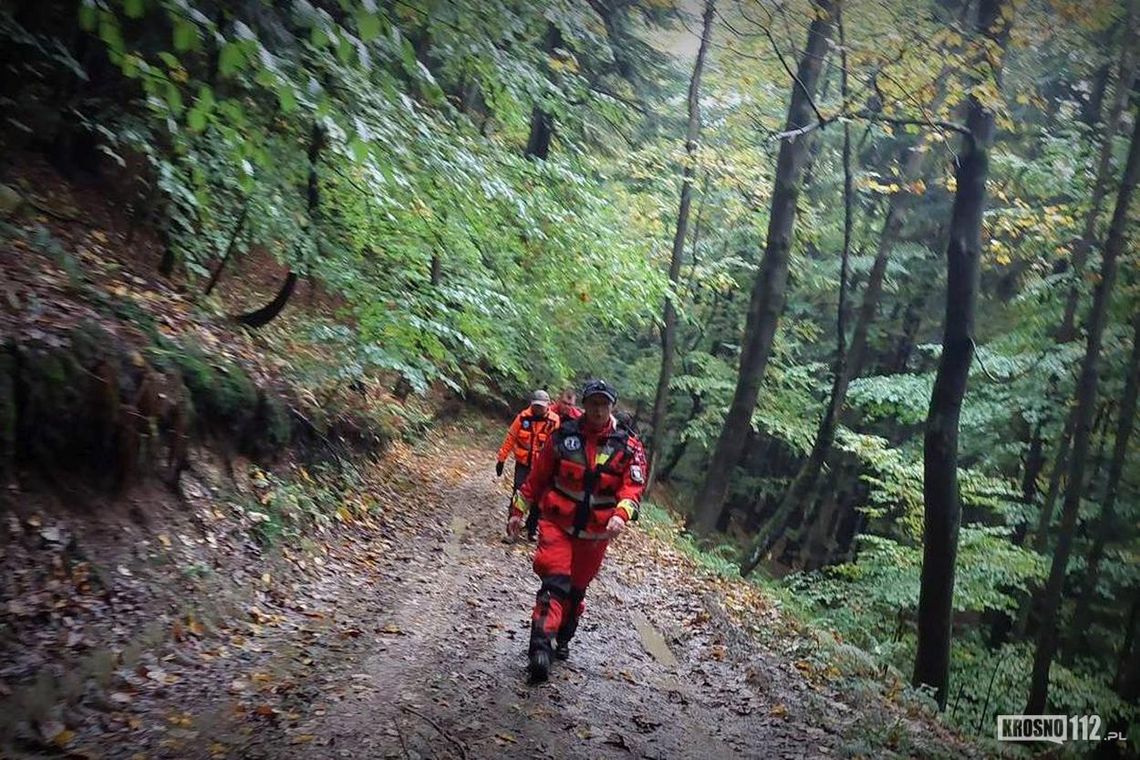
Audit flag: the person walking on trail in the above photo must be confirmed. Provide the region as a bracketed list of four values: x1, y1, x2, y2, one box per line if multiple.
[496, 390, 560, 540]
[552, 388, 582, 421]
[507, 379, 647, 683]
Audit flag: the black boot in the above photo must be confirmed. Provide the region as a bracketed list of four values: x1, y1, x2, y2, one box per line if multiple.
[525, 505, 539, 540]
[554, 588, 584, 660]
[528, 649, 551, 683]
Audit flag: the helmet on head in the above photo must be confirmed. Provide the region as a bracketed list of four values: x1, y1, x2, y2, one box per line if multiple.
[580, 379, 617, 404]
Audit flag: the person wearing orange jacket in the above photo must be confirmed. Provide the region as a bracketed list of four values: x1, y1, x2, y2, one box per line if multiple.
[507, 379, 647, 682]
[497, 390, 560, 540]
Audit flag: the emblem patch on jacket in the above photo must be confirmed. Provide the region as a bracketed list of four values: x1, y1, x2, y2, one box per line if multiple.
[630, 465, 644, 484]
[563, 436, 582, 452]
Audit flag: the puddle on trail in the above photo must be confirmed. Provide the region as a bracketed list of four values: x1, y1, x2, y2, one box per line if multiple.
[631, 609, 678, 667]
[444, 515, 469, 558]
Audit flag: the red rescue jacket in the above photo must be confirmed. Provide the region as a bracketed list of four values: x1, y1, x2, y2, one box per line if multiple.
[552, 401, 583, 421]
[518, 416, 646, 537]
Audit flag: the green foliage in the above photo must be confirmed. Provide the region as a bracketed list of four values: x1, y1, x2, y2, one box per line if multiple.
[8, 0, 676, 398]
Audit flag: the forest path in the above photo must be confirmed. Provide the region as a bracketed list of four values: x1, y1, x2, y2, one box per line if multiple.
[225, 432, 850, 760]
[18, 426, 973, 759]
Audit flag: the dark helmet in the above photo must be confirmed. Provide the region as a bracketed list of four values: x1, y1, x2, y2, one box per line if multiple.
[581, 378, 617, 403]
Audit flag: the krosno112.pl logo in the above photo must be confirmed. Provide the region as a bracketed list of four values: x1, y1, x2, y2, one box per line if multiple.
[997, 715, 1125, 744]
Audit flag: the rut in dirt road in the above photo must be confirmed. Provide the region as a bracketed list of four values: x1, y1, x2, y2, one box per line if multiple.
[273, 441, 855, 760]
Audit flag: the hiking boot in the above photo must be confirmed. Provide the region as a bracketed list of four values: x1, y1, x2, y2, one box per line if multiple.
[528, 649, 551, 683]
[554, 640, 570, 661]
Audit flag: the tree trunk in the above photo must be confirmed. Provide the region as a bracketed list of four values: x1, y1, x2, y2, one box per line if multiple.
[1018, 423, 1046, 534]
[1067, 311, 1140, 655]
[647, 0, 715, 493]
[235, 124, 323, 329]
[1025, 103, 1140, 715]
[691, 1, 834, 534]
[1031, 413, 1075, 552]
[1095, 590, 1140, 759]
[891, 288, 930, 373]
[741, 9, 853, 574]
[989, 419, 1047, 646]
[912, 0, 1007, 709]
[524, 24, 563, 160]
[1056, 6, 1137, 342]
[430, 251, 442, 286]
[656, 391, 703, 483]
[203, 201, 250, 297]
[847, 85, 953, 377]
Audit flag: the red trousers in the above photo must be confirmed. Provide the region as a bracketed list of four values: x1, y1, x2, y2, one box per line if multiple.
[529, 519, 609, 654]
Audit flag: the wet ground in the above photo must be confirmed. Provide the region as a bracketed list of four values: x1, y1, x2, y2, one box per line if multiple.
[2, 433, 979, 759]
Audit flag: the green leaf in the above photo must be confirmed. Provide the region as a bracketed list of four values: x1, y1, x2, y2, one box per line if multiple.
[196, 85, 215, 111]
[187, 108, 207, 132]
[157, 51, 180, 69]
[78, 1, 98, 31]
[349, 138, 369, 163]
[98, 15, 126, 59]
[123, 0, 145, 19]
[336, 35, 353, 64]
[400, 37, 417, 73]
[278, 85, 297, 113]
[163, 81, 184, 115]
[357, 12, 381, 42]
[173, 18, 198, 52]
[219, 42, 244, 76]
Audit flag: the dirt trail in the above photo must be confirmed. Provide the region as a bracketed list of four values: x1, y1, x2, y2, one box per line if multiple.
[4, 430, 974, 759]
[251, 439, 854, 760]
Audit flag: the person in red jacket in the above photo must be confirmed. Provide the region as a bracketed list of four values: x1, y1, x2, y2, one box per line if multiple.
[508, 379, 647, 682]
[497, 391, 560, 540]
[551, 388, 583, 422]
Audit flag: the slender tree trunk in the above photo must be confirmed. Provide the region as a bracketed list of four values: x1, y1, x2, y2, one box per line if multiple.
[912, 0, 1008, 709]
[1056, 5, 1137, 342]
[891, 284, 933, 373]
[647, 0, 715, 493]
[1031, 414, 1075, 552]
[1019, 423, 1046, 532]
[524, 24, 563, 160]
[1008, 414, 1074, 638]
[657, 391, 703, 483]
[846, 73, 955, 377]
[989, 420, 1047, 646]
[1095, 590, 1140, 759]
[1026, 103, 1140, 715]
[691, 1, 834, 534]
[235, 123, 323, 328]
[430, 252, 442, 286]
[203, 201, 250, 297]
[742, 9, 853, 574]
[1067, 311, 1140, 655]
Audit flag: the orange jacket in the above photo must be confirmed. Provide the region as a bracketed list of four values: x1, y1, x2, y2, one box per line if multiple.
[497, 407, 560, 467]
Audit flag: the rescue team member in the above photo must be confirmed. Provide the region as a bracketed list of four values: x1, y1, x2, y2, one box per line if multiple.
[507, 379, 647, 683]
[496, 390, 560, 540]
[551, 388, 582, 421]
